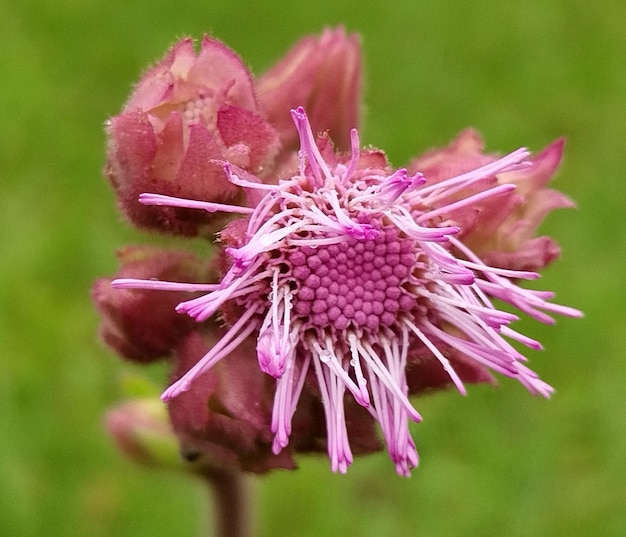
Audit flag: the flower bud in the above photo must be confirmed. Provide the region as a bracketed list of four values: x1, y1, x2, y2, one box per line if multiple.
[257, 27, 361, 152]
[408, 130, 574, 271]
[105, 37, 280, 236]
[92, 246, 211, 362]
[105, 398, 183, 470]
[167, 331, 297, 473]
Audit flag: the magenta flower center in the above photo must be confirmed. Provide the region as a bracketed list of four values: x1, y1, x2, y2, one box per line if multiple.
[288, 224, 416, 332]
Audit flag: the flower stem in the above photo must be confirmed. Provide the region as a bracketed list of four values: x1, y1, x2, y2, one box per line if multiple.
[202, 468, 254, 537]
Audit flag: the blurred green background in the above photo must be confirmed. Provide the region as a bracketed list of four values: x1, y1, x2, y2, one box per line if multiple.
[2, 0, 624, 535]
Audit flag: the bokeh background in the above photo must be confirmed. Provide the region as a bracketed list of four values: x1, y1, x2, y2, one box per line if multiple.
[2, 0, 624, 535]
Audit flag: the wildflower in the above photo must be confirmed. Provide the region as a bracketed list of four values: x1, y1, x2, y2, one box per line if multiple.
[112, 107, 581, 475]
[104, 36, 281, 236]
[105, 29, 361, 236]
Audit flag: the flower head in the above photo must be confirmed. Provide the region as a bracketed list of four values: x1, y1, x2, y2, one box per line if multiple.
[111, 107, 581, 475]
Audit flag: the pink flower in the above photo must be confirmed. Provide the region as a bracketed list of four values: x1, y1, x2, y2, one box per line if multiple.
[112, 108, 581, 475]
[98, 31, 580, 476]
[105, 36, 281, 236]
[105, 30, 361, 236]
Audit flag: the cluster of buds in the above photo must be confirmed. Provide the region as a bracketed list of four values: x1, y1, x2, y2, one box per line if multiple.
[94, 28, 580, 476]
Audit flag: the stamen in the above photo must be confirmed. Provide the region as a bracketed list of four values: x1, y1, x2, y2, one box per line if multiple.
[161, 305, 261, 401]
[500, 326, 543, 350]
[419, 286, 518, 328]
[416, 148, 531, 204]
[424, 321, 520, 377]
[222, 161, 282, 192]
[112, 279, 219, 292]
[418, 183, 516, 223]
[387, 207, 459, 242]
[355, 340, 422, 423]
[368, 352, 418, 475]
[309, 338, 370, 407]
[513, 363, 555, 397]
[323, 190, 380, 239]
[312, 350, 353, 473]
[271, 353, 311, 453]
[342, 128, 361, 183]
[458, 261, 539, 280]
[420, 241, 475, 284]
[347, 333, 371, 405]
[404, 319, 466, 395]
[355, 169, 426, 210]
[291, 107, 334, 187]
[138, 193, 254, 214]
[175, 260, 269, 322]
[257, 272, 296, 377]
[226, 221, 306, 273]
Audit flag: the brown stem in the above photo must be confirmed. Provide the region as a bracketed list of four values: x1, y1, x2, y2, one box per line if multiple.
[201, 468, 254, 537]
